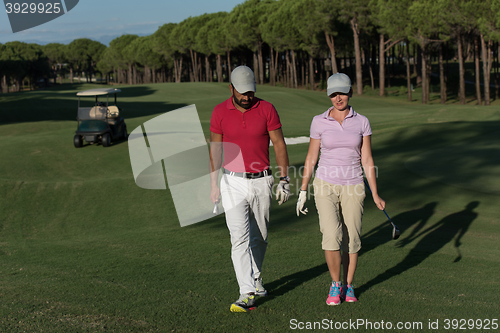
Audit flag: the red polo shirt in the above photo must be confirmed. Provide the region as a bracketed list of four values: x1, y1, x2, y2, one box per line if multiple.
[210, 97, 282, 173]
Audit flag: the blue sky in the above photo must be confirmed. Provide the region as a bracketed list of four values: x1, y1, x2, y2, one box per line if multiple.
[0, 0, 246, 45]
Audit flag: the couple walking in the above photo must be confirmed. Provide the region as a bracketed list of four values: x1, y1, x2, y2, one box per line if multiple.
[209, 66, 384, 312]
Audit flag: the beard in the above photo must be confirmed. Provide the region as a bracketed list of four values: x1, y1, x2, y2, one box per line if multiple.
[233, 95, 253, 109]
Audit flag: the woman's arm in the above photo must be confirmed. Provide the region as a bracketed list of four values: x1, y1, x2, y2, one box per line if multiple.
[361, 135, 385, 210]
[300, 138, 321, 191]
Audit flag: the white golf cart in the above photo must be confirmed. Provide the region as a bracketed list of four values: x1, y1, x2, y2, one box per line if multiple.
[74, 88, 127, 148]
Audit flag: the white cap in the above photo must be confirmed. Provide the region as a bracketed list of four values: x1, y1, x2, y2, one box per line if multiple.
[327, 73, 351, 96]
[231, 66, 256, 93]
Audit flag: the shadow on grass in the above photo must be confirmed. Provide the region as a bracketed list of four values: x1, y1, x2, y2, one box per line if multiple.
[361, 202, 438, 255]
[357, 201, 479, 298]
[0, 84, 188, 125]
[257, 263, 328, 306]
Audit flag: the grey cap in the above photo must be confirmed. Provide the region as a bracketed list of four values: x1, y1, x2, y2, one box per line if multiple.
[231, 66, 256, 94]
[327, 73, 351, 96]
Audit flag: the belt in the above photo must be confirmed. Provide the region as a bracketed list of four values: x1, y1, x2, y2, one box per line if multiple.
[223, 168, 271, 179]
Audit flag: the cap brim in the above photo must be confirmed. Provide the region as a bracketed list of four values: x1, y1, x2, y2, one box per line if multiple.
[233, 83, 256, 94]
[327, 86, 350, 96]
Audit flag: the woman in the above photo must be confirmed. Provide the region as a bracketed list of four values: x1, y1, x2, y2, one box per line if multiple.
[296, 73, 385, 305]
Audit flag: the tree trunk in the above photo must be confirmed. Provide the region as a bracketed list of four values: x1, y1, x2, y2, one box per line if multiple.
[291, 50, 298, 89]
[258, 39, 264, 85]
[457, 34, 466, 104]
[253, 52, 259, 81]
[173, 55, 183, 83]
[227, 50, 231, 79]
[205, 55, 210, 82]
[270, 47, 276, 86]
[324, 30, 338, 74]
[406, 40, 412, 102]
[351, 17, 363, 95]
[379, 34, 385, 96]
[480, 34, 492, 106]
[439, 44, 446, 104]
[474, 37, 482, 105]
[421, 45, 428, 104]
[216, 54, 223, 83]
[309, 53, 315, 90]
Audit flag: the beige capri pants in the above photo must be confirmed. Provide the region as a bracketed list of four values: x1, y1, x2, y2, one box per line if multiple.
[313, 177, 366, 253]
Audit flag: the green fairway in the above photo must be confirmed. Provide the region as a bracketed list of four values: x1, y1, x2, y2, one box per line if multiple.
[1, 83, 500, 332]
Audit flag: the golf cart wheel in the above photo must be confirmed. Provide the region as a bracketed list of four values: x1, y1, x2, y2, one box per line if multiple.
[102, 133, 111, 147]
[121, 124, 128, 139]
[74, 134, 83, 148]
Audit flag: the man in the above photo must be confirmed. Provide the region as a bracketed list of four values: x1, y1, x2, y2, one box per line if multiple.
[209, 66, 290, 313]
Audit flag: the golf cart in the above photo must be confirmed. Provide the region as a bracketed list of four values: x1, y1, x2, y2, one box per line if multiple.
[74, 88, 127, 148]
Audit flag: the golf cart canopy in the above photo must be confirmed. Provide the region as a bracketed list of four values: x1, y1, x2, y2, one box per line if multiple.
[77, 88, 121, 96]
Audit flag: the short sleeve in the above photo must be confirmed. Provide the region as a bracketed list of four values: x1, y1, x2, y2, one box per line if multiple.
[210, 106, 223, 134]
[310, 116, 321, 140]
[267, 104, 282, 132]
[362, 117, 372, 136]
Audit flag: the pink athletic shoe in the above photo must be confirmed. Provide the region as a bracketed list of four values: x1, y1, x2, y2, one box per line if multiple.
[343, 284, 358, 302]
[326, 282, 341, 306]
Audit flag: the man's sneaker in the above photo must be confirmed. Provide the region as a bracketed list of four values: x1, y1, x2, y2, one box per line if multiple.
[255, 277, 268, 297]
[230, 293, 256, 313]
[343, 284, 357, 302]
[326, 282, 341, 306]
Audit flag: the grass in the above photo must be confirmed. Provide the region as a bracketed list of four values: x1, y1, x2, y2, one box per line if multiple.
[1, 82, 500, 332]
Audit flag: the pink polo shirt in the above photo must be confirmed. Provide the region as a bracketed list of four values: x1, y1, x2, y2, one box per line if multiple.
[310, 107, 372, 185]
[210, 97, 282, 173]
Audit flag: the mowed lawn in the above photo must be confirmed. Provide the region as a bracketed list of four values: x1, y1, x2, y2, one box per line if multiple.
[1, 83, 499, 332]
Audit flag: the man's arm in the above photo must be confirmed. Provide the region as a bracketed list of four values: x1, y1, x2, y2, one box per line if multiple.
[269, 128, 289, 178]
[209, 131, 223, 204]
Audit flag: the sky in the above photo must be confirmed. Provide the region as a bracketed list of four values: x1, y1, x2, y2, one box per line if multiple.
[0, 0, 246, 45]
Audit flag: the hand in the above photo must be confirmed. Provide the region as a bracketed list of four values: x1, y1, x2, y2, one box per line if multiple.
[210, 185, 220, 204]
[296, 190, 308, 216]
[373, 194, 385, 210]
[276, 180, 290, 205]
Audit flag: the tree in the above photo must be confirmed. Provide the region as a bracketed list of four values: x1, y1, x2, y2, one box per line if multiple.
[106, 35, 139, 84]
[66, 38, 106, 83]
[196, 12, 228, 83]
[407, 0, 449, 104]
[152, 23, 178, 82]
[477, 0, 499, 105]
[227, 0, 274, 85]
[370, 0, 409, 97]
[339, 0, 372, 95]
[43, 43, 66, 84]
[207, 12, 234, 82]
[262, 0, 302, 88]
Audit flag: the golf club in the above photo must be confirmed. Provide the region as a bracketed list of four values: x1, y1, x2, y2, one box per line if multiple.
[363, 178, 400, 240]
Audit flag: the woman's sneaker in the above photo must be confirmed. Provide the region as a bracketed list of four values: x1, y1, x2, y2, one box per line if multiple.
[255, 277, 268, 296]
[230, 293, 256, 312]
[326, 282, 341, 305]
[342, 284, 358, 302]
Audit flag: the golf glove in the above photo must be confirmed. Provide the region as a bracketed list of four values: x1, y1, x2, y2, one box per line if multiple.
[296, 190, 308, 216]
[276, 180, 290, 205]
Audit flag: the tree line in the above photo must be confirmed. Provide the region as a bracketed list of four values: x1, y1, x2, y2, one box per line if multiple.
[2, 0, 500, 105]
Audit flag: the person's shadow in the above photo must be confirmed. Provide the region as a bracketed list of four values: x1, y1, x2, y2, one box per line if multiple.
[356, 201, 479, 297]
[361, 202, 438, 255]
[260, 202, 439, 305]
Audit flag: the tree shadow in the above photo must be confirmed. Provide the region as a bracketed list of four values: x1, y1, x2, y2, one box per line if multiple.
[0, 84, 188, 124]
[356, 201, 479, 297]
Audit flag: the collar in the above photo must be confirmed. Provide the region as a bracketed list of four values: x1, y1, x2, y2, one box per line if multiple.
[226, 96, 261, 111]
[323, 106, 355, 120]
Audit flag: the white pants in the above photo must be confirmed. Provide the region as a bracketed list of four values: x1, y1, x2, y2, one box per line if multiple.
[220, 174, 274, 295]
